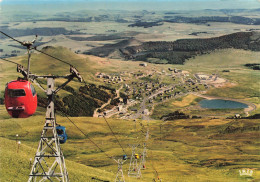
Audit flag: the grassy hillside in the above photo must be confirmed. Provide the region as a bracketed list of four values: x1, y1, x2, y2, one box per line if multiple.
[0, 137, 115, 182]
[0, 46, 259, 181]
[0, 105, 259, 181]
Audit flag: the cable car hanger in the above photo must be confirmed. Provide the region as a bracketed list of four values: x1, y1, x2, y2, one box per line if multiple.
[0, 32, 83, 89]
[0, 57, 82, 94]
[0, 58, 46, 93]
[0, 31, 87, 85]
[1, 31, 87, 181]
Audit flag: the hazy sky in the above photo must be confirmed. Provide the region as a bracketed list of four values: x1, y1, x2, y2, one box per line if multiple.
[1, 0, 259, 2]
[0, 0, 260, 11]
[0, 0, 259, 1]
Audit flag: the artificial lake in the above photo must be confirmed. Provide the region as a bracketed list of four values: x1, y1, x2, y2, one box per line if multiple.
[199, 99, 248, 109]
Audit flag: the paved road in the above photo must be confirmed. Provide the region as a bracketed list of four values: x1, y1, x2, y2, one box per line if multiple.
[129, 83, 180, 120]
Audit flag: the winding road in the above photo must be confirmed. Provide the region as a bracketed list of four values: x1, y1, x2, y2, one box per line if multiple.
[93, 85, 123, 117]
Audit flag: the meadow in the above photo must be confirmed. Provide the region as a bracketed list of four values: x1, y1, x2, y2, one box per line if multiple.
[0, 104, 259, 181]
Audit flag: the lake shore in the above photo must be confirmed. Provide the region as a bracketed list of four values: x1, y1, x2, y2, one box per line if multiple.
[192, 92, 256, 114]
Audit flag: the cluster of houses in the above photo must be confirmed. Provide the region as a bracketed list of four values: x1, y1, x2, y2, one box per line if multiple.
[96, 72, 125, 84]
[124, 69, 205, 105]
[195, 73, 218, 83]
[131, 81, 167, 96]
[153, 87, 182, 102]
[95, 67, 214, 118]
[194, 73, 225, 88]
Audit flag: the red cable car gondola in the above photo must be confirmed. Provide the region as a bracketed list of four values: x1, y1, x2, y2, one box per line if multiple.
[4, 78, 37, 118]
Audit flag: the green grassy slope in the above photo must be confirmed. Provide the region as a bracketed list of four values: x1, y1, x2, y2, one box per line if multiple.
[0, 105, 259, 182]
[0, 137, 116, 182]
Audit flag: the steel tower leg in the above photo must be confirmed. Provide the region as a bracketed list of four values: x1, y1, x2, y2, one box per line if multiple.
[128, 145, 141, 178]
[28, 78, 69, 182]
[140, 143, 147, 170]
[115, 159, 126, 182]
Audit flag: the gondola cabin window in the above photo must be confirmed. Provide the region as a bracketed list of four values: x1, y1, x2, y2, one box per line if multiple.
[30, 84, 36, 96]
[8, 89, 26, 97]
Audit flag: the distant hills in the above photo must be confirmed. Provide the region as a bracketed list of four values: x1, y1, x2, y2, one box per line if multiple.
[34, 9, 260, 26]
[83, 38, 141, 58]
[128, 15, 260, 28]
[114, 31, 260, 64]
[163, 15, 260, 26]
[29, 14, 260, 27]
[0, 26, 82, 39]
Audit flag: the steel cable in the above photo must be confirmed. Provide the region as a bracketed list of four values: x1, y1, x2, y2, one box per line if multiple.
[102, 116, 127, 155]
[0, 31, 23, 44]
[0, 57, 20, 65]
[58, 110, 114, 160]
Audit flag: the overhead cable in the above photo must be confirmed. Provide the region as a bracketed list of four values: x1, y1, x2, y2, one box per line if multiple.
[103, 116, 127, 155]
[0, 57, 20, 65]
[59, 111, 114, 160]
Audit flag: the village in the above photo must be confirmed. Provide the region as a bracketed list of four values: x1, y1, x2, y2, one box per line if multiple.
[93, 63, 228, 119]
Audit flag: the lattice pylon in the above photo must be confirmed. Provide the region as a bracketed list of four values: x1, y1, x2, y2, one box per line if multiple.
[114, 159, 126, 182]
[28, 78, 68, 182]
[128, 145, 141, 178]
[140, 143, 147, 170]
